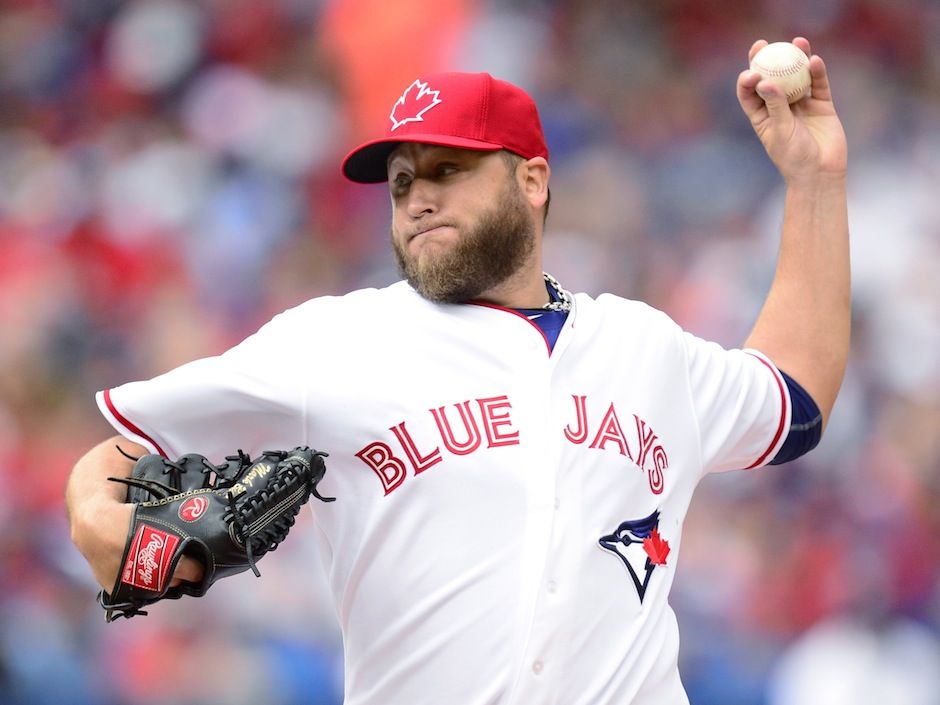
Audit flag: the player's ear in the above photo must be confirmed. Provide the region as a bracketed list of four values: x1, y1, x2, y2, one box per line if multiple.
[520, 157, 550, 212]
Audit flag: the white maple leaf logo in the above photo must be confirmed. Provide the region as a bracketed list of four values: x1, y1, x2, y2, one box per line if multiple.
[389, 79, 443, 131]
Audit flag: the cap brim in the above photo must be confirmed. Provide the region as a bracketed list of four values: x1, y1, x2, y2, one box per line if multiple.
[341, 134, 504, 183]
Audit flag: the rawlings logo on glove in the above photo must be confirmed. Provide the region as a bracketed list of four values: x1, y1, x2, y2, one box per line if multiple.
[99, 446, 334, 621]
[122, 525, 179, 591]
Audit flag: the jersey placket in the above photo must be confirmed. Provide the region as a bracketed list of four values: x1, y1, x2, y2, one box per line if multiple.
[505, 308, 580, 705]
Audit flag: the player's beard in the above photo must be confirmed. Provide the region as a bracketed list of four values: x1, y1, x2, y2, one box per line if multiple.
[391, 178, 536, 305]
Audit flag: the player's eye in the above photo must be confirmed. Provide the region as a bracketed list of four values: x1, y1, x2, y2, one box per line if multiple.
[391, 173, 412, 194]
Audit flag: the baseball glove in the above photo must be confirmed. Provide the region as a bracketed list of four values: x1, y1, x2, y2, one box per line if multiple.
[99, 446, 334, 621]
[115, 446, 253, 503]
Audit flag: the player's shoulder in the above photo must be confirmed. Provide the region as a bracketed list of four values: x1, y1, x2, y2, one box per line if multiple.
[273, 281, 417, 321]
[576, 291, 683, 333]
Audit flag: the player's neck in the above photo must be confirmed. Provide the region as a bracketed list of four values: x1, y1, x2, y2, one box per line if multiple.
[474, 267, 551, 309]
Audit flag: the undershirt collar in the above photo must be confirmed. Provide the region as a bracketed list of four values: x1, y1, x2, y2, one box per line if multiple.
[515, 278, 569, 350]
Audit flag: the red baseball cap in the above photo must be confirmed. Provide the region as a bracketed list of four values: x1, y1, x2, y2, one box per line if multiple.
[342, 72, 549, 183]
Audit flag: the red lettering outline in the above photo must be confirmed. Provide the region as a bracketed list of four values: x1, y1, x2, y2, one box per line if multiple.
[431, 401, 482, 456]
[564, 395, 589, 444]
[391, 422, 442, 475]
[355, 441, 407, 495]
[634, 415, 658, 470]
[477, 396, 520, 448]
[589, 403, 634, 460]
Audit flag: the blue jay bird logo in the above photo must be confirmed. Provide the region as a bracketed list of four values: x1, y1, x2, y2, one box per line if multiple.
[599, 510, 670, 604]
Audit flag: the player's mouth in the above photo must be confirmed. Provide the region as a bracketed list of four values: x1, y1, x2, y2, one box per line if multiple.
[408, 224, 454, 242]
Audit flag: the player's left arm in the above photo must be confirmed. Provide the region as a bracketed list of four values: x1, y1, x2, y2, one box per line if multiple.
[737, 37, 850, 430]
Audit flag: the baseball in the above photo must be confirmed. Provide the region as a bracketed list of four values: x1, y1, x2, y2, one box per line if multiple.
[749, 42, 811, 104]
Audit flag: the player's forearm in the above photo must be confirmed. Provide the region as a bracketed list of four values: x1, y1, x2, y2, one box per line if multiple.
[744, 173, 850, 426]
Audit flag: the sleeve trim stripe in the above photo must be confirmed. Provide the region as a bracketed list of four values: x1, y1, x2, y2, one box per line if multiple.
[743, 352, 789, 470]
[101, 388, 168, 458]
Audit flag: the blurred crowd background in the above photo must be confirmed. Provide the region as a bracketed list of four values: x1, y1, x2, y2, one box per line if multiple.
[1, 0, 938, 703]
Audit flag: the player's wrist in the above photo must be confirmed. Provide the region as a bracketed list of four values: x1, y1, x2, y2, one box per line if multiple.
[70, 497, 128, 551]
[783, 168, 847, 192]
[70, 500, 132, 588]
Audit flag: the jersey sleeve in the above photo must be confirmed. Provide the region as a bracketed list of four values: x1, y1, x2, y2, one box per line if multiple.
[97, 308, 308, 461]
[683, 333, 791, 474]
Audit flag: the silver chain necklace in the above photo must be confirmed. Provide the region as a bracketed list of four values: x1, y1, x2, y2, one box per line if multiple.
[542, 272, 573, 313]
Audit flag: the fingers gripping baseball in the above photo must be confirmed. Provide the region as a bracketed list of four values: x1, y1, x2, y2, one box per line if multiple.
[737, 37, 847, 181]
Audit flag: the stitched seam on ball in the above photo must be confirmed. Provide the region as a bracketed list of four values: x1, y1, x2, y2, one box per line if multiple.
[757, 61, 806, 76]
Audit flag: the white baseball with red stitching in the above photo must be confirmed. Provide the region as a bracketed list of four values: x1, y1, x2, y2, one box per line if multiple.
[750, 42, 811, 104]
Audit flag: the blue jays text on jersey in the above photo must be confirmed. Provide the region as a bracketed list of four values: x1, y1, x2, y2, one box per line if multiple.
[355, 393, 669, 496]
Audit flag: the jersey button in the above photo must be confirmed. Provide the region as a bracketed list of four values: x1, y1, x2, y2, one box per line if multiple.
[547, 580, 558, 594]
[532, 660, 544, 675]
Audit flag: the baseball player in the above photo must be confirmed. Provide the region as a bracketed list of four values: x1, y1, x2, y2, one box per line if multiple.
[67, 37, 849, 704]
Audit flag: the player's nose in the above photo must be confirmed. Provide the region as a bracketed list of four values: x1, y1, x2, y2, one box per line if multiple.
[405, 179, 439, 219]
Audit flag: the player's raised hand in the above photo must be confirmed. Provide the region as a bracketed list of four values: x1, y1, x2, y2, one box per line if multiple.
[737, 37, 847, 183]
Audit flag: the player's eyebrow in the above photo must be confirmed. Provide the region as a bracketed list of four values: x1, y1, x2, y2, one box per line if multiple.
[387, 145, 480, 176]
[386, 153, 410, 175]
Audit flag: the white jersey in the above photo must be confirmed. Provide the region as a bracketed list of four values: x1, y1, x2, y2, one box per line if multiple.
[98, 281, 790, 705]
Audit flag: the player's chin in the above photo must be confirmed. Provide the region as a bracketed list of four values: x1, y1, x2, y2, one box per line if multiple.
[403, 255, 473, 304]
[410, 251, 450, 284]
[409, 242, 458, 271]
